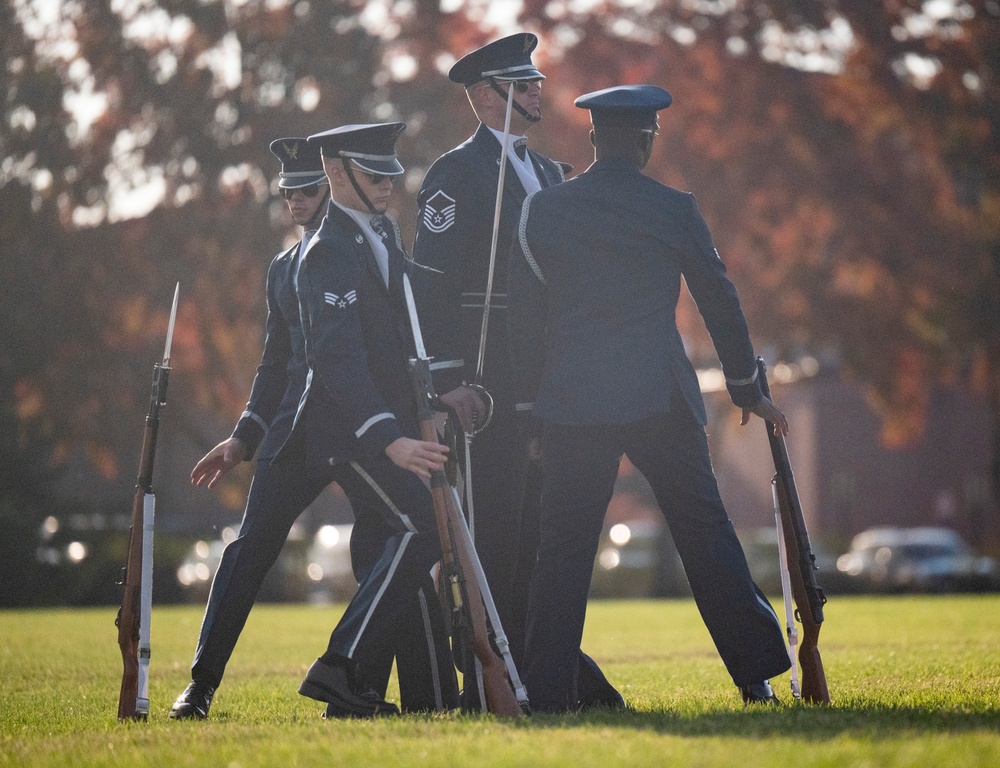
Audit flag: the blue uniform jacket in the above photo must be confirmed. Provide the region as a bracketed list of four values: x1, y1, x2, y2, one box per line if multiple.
[508, 158, 762, 426]
[231, 240, 309, 461]
[282, 202, 417, 474]
[411, 123, 564, 403]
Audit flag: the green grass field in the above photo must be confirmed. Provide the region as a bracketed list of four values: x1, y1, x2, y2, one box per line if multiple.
[2, 596, 999, 767]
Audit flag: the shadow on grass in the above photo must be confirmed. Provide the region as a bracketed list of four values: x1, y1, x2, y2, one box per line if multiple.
[509, 705, 1000, 739]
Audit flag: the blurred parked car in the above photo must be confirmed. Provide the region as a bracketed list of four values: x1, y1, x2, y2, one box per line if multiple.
[176, 538, 225, 598]
[588, 521, 851, 599]
[739, 527, 852, 596]
[590, 520, 662, 598]
[305, 524, 357, 603]
[589, 520, 692, 598]
[836, 527, 999, 593]
[176, 523, 313, 602]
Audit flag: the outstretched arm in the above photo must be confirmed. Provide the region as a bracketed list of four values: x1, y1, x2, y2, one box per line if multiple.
[191, 437, 246, 489]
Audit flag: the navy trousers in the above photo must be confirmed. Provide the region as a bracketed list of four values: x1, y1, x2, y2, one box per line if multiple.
[323, 455, 458, 710]
[464, 404, 538, 664]
[191, 448, 457, 710]
[523, 402, 790, 712]
[462, 408, 619, 707]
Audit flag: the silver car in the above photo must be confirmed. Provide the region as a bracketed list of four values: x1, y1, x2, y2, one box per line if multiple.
[836, 527, 998, 592]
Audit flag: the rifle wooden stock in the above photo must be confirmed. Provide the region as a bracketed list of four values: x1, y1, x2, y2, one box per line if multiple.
[757, 356, 830, 704]
[410, 357, 523, 717]
[116, 362, 168, 720]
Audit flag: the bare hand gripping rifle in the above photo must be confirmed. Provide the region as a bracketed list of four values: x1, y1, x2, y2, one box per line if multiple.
[404, 275, 527, 717]
[116, 283, 179, 721]
[756, 356, 830, 703]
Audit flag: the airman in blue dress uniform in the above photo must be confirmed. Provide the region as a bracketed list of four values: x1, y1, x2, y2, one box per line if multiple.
[508, 85, 792, 711]
[411, 34, 622, 709]
[170, 129, 458, 721]
[170, 136, 330, 720]
[290, 122, 461, 717]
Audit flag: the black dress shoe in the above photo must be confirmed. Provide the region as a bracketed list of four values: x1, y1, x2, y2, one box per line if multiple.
[576, 654, 626, 711]
[578, 689, 627, 711]
[740, 680, 781, 706]
[300, 657, 400, 718]
[169, 681, 216, 720]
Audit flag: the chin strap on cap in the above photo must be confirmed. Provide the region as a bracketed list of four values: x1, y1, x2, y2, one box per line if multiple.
[487, 78, 541, 123]
[306, 187, 330, 228]
[342, 159, 378, 215]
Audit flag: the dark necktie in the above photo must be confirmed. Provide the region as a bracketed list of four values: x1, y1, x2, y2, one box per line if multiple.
[513, 138, 527, 161]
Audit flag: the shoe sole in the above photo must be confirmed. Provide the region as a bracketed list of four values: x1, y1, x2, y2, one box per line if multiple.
[323, 701, 400, 719]
[298, 678, 395, 717]
[578, 698, 628, 712]
[169, 705, 208, 720]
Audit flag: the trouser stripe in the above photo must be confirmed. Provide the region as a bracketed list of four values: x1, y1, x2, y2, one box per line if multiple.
[345, 461, 416, 657]
[347, 530, 413, 658]
[756, 591, 782, 629]
[349, 460, 417, 532]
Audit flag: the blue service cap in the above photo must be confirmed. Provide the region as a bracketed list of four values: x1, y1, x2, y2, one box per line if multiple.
[269, 136, 328, 189]
[307, 122, 406, 176]
[574, 85, 673, 128]
[449, 33, 545, 87]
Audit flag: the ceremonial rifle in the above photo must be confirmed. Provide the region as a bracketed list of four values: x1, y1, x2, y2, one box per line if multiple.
[756, 356, 830, 703]
[116, 283, 179, 721]
[403, 275, 526, 717]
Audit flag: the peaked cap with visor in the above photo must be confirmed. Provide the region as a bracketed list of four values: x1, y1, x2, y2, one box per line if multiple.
[307, 122, 406, 214]
[269, 136, 328, 189]
[449, 33, 545, 123]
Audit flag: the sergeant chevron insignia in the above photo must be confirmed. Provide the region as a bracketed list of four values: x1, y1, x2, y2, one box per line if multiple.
[422, 190, 456, 233]
[324, 290, 357, 309]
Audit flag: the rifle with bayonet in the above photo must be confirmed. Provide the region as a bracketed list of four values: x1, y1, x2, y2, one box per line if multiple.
[116, 283, 179, 721]
[756, 356, 830, 703]
[403, 275, 526, 717]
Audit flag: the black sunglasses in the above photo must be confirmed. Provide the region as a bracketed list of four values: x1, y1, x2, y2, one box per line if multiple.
[281, 184, 322, 199]
[362, 172, 393, 185]
[509, 79, 541, 94]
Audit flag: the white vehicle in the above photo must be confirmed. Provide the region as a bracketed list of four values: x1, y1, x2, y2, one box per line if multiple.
[836, 527, 998, 592]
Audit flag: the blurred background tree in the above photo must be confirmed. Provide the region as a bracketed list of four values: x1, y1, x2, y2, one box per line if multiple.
[2, 0, 997, 604]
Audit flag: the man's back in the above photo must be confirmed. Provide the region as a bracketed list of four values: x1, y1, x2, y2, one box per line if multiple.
[512, 157, 755, 426]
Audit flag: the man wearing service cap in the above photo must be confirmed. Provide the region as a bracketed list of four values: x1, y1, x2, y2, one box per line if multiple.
[410, 33, 621, 710]
[509, 85, 793, 711]
[171, 137, 333, 719]
[172, 132, 455, 720]
[289, 122, 461, 718]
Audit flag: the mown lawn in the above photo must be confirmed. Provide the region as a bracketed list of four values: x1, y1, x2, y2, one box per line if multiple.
[1, 596, 998, 767]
